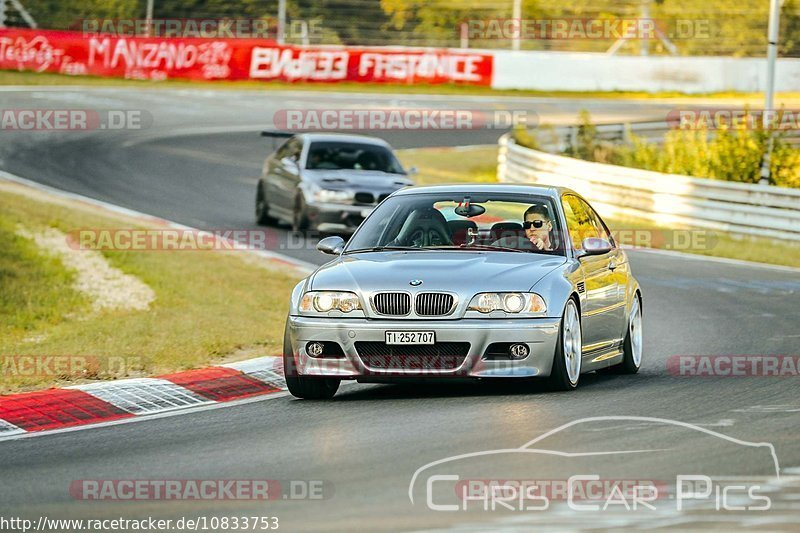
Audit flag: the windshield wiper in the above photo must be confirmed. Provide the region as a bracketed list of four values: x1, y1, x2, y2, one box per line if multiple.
[428, 245, 529, 253]
[344, 246, 433, 254]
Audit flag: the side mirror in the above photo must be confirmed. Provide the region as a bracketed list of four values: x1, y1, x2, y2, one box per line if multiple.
[317, 236, 345, 255]
[578, 237, 613, 257]
[408, 166, 418, 176]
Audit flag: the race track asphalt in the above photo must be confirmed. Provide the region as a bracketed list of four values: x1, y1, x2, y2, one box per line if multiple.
[0, 87, 798, 531]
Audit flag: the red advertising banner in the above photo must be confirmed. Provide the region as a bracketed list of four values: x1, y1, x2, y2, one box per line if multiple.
[0, 29, 493, 85]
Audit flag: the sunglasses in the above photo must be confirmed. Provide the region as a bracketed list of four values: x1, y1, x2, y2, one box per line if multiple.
[523, 220, 547, 230]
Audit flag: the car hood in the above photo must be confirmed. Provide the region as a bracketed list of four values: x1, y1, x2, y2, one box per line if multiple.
[305, 170, 412, 190]
[310, 251, 566, 294]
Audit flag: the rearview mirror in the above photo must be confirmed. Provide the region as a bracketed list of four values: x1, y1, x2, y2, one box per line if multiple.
[317, 236, 345, 255]
[578, 237, 613, 257]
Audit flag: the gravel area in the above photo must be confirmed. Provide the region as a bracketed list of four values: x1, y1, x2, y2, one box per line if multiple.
[16, 226, 155, 312]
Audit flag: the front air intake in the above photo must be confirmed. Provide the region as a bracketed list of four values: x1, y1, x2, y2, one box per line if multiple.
[415, 293, 455, 316]
[372, 292, 411, 316]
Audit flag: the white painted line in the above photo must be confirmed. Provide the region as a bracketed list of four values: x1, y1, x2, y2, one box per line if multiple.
[0, 420, 25, 436]
[626, 246, 800, 273]
[0, 388, 293, 444]
[222, 356, 281, 374]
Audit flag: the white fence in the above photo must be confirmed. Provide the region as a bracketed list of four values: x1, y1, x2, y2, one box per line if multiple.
[497, 134, 800, 241]
[490, 51, 800, 93]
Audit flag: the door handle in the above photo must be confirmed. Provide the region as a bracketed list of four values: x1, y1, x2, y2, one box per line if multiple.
[608, 261, 617, 271]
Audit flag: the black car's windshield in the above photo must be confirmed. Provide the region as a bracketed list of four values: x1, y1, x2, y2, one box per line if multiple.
[305, 141, 405, 174]
[345, 192, 565, 256]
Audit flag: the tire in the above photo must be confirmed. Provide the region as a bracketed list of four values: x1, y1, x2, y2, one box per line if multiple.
[292, 195, 311, 234]
[546, 298, 582, 391]
[283, 322, 340, 400]
[605, 294, 643, 375]
[255, 183, 277, 226]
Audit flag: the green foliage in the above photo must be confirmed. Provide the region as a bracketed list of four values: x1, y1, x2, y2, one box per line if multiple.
[0, 217, 87, 336]
[569, 111, 800, 188]
[511, 123, 540, 151]
[9, 0, 800, 55]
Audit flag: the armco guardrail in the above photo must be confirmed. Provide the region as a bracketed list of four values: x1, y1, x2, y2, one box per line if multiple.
[497, 133, 800, 242]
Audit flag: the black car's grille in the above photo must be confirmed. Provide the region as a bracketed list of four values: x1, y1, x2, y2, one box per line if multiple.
[372, 292, 411, 316]
[355, 342, 470, 371]
[415, 293, 455, 316]
[354, 192, 375, 204]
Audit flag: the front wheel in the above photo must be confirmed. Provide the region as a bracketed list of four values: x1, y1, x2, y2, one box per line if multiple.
[283, 324, 340, 399]
[255, 184, 277, 226]
[292, 196, 311, 234]
[546, 298, 582, 391]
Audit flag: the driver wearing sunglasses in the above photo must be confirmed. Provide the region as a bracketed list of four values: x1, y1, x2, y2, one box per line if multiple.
[522, 204, 554, 251]
[489, 204, 555, 252]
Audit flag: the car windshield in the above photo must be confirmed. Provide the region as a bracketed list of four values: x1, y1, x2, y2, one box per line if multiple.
[345, 192, 565, 256]
[305, 141, 405, 174]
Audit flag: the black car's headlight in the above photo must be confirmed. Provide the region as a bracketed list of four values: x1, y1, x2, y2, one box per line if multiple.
[467, 292, 547, 316]
[300, 291, 362, 314]
[313, 188, 354, 203]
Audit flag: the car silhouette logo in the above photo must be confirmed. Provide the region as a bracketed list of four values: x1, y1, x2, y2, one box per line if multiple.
[409, 280, 423, 286]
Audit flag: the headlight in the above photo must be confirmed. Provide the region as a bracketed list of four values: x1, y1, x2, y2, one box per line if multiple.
[467, 292, 547, 315]
[313, 188, 353, 203]
[300, 291, 362, 314]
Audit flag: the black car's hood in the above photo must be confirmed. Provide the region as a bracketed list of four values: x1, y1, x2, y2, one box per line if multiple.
[305, 169, 412, 190]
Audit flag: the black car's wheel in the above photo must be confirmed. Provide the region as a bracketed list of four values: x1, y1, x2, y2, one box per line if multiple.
[283, 322, 340, 400]
[604, 294, 643, 375]
[292, 195, 311, 234]
[546, 298, 582, 391]
[255, 183, 277, 226]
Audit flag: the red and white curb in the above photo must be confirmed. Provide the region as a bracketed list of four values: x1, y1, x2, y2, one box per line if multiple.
[0, 357, 285, 438]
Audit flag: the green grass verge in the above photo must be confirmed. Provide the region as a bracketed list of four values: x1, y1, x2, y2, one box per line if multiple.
[4, 70, 800, 105]
[396, 146, 800, 269]
[396, 146, 498, 186]
[0, 186, 300, 394]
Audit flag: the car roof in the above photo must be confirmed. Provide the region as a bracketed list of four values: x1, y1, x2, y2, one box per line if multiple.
[392, 183, 578, 199]
[297, 132, 392, 147]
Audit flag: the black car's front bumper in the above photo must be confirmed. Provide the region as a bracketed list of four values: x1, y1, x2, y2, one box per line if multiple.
[305, 201, 375, 234]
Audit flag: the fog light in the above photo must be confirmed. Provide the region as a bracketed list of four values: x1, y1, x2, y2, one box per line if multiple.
[306, 342, 325, 358]
[508, 343, 530, 360]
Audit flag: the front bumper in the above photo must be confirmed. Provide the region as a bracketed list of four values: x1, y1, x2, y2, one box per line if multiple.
[286, 316, 561, 379]
[305, 201, 374, 234]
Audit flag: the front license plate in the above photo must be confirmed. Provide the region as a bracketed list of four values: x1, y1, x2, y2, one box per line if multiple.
[385, 331, 435, 345]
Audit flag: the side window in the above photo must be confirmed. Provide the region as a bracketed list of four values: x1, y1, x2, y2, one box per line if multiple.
[576, 197, 614, 246]
[562, 195, 597, 251]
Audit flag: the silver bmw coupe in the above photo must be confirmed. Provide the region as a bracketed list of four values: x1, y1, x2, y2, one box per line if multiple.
[283, 184, 643, 399]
